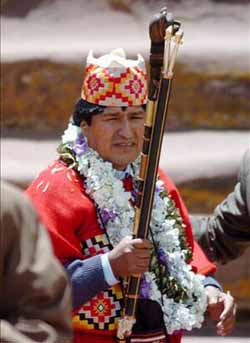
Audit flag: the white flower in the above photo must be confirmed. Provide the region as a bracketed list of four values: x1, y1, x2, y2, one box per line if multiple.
[62, 123, 81, 144]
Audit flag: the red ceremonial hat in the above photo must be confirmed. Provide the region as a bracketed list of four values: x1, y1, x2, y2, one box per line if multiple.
[81, 48, 147, 107]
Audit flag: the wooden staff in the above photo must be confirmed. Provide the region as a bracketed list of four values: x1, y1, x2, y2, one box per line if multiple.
[117, 7, 184, 342]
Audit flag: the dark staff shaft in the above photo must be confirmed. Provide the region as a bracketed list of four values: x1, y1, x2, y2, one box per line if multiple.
[124, 77, 173, 319]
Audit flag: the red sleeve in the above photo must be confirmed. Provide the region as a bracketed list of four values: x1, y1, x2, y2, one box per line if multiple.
[26, 160, 95, 263]
[158, 169, 216, 275]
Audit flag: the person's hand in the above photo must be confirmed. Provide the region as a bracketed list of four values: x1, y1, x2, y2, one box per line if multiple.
[206, 286, 237, 336]
[216, 291, 237, 336]
[108, 236, 152, 278]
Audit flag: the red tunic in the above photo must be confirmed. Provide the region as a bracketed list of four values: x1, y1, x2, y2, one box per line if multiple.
[27, 160, 215, 343]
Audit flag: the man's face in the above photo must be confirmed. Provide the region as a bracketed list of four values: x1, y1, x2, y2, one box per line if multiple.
[81, 106, 146, 170]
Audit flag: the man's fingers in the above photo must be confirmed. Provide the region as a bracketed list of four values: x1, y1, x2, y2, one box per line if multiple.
[131, 265, 149, 276]
[205, 288, 236, 336]
[216, 292, 236, 336]
[134, 249, 151, 258]
[219, 292, 235, 321]
[217, 315, 235, 336]
[134, 264, 149, 271]
[207, 297, 224, 319]
[208, 297, 223, 306]
[135, 259, 150, 267]
[133, 240, 152, 249]
[219, 313, 236, 330]
[206, 288, 225, 321]
[206, 286, 221, 304]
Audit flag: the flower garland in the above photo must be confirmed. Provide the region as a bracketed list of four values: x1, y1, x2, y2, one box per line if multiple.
[59, 122, 207, 334]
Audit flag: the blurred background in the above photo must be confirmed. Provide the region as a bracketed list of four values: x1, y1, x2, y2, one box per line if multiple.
[1, 0, 250, 341]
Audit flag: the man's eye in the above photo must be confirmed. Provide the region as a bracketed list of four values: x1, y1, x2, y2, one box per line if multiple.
[104, 117, 117, 121]
[132, 114, 144, 120]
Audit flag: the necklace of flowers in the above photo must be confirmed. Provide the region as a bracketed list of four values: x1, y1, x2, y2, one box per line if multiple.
[59, 122, 207, 334]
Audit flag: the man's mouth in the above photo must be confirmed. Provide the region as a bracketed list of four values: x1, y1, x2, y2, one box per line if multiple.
[114, 142, 135, 147]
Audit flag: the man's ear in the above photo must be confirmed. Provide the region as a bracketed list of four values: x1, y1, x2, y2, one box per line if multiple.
[80, 120, 88, 130]
[80, 120, 89, 138]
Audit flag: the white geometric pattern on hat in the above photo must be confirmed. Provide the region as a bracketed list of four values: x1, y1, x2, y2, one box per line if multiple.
[86, 48, 146, 71]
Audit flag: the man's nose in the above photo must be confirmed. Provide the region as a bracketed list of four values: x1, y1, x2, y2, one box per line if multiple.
[118, 119, 133, 138]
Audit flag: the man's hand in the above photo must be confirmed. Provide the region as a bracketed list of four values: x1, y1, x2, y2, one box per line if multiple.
[108, 236, 152, 278]
[206, 286, 237, 336]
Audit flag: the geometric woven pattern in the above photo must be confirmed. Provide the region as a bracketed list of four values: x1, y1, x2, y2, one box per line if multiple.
[81, 234, 112, 257]
[73, 233, 124, 333]
[81, 64, 147, 107]
[72, 284, 123, 332]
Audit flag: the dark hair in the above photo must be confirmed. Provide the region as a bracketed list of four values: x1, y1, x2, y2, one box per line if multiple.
[72, 98, 147, 126]
[72, 99, 105, 126]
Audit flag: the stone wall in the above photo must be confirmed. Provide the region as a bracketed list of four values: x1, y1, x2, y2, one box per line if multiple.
[2, 61, 249, 132]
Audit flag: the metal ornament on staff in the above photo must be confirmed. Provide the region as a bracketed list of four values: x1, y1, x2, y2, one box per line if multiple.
[117, 8, 184, 342]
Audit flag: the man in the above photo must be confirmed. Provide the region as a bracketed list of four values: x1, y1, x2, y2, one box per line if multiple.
[27, 49, 235, 343]
[0, 181, 72, 343]
[192, 148, 250, 263]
